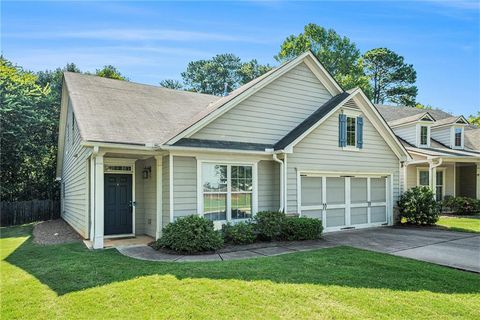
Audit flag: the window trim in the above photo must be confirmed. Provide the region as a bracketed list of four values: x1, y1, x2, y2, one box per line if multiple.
[341, 109, 362, 151]
[416, 167, 445, 200]
[451, 126, 464, 149]
[197, 160, 258, 225]
[419, 125, 429, 147]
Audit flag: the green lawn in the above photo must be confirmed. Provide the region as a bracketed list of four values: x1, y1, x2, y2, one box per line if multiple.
[437, 216, 480, 233]
[1, 225, 479, 319]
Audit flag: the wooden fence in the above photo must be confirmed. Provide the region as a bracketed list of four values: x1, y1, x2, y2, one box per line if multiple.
[0, 200, 60, 226]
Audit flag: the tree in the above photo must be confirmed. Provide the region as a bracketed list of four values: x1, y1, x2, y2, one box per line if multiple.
[468, 111, 480, 126]
[159, 79, 183, 90]
[181, 54, 271, 96]
[414, 103, 433, 110]
[0, 57, 51, 201]
[363, 48, 417, 107]
[95, 65, 127, 80]
[275, 23, 372, 97]
[238, 59, 272, 85]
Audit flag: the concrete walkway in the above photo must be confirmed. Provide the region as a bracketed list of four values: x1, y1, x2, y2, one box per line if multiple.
[117, 226, 479, 272]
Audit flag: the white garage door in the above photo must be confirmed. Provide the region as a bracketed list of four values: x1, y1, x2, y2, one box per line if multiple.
[300, 174, 390, 231]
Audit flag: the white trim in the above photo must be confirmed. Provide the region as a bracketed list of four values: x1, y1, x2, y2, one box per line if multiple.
[167, 51, 342, 145]
[298, 170, 391, 232]
[451, 126, 465, 149]
[160, 144, 273, 155]
[417, 124, 431, 148]
[154, 155, 163, 239]
[104, 233, 135, 239]
[103, 158, 136, 236]
[169, 153, 174, 223]
[93, 154, 105, 249]
[197, 159, 259, 224]
[284, 154, 288, 213]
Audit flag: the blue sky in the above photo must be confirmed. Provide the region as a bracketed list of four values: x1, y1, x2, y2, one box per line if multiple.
[2, 1, 479, 115]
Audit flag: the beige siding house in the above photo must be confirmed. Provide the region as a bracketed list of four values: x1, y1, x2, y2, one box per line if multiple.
[56, 51, 478, 249]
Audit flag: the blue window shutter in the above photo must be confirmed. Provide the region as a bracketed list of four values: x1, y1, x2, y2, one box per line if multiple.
[339, 114, 347, 147]
[357, 116, 364, 149]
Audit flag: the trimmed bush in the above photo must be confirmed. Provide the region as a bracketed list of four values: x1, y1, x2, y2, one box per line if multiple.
[253, 211, 285, 241]
[398, 187, 439, 225]
[156, 215, 223, 253]
[442, 196, 480, 215]
[222, 222, 256, 245]
[280, 217, 323, 241]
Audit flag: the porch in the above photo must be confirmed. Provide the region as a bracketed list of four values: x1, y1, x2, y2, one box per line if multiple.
[404, 159, 480, 201]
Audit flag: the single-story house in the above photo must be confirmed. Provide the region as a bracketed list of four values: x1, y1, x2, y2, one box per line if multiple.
[56, 51, 479, 249]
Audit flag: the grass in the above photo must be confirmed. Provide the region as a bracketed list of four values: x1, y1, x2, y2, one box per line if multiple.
[1, 225, 480, 319]
[437, 216, 480, 233]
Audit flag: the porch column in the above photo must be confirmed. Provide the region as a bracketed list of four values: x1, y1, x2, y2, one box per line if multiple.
[429, 165, 437, 197]
[93, 154, 105, 249]
[476, 163, 480, 200]
[154, 155, 163, 240]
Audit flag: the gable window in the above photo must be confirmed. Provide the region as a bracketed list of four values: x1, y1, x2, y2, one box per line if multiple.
[339, 113, 363, 149]
[201, 163, 254, 221]
[346, 116, 356, 147]
[454, 128, 462, 147]
[420, 126, 428, 146]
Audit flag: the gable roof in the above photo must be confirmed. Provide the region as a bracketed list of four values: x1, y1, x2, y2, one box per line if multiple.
[165, 50, 344, 145]
[63, 72, 220, 145]
[376, 104, 479, 151]
[274, 92, 350, 150]
[431, 115, 469, 127]
[387, 111, 435, 127]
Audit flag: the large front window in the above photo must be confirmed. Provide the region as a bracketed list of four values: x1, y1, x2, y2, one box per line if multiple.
[420, 126, 428, 146]
[418, 169, 443, 201]
[202, 163, 253, 221]
[454, 128, 462, 147]
[346, 116, 356, 147]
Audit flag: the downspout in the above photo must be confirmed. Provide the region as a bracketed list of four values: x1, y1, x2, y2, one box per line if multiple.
[272, 154, 284, 212]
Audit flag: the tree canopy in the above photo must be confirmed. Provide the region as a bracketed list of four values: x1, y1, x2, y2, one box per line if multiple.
[275, 23, 372, 97]
[181, 54, 272, 96]
[363, 48, 417, 107]
[159, 79, 183, 90]
[468, 111, 480, 126]
[95, 65, 127, 80]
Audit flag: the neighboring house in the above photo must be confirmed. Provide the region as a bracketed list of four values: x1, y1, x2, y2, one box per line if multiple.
[376, 106, 480, 202]
[55, 51, 475, 249]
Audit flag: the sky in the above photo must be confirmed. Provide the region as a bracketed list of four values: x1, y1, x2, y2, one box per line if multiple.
[2, 0, 479, 115]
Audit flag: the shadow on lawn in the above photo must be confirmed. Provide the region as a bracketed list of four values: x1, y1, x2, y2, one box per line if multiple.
[4, 226, 480, 296]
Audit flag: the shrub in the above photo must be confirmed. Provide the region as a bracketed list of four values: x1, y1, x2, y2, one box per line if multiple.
[253, 211, 285, 241]
[280, 216, 323, 241]
[442, 197, 480, 215]
[398, 187, 439, 225]
[156, 215, 223, 253]
[222, 222, 256, 245]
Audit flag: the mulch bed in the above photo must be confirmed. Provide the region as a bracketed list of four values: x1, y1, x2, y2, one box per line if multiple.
[33, 219, 83, 245]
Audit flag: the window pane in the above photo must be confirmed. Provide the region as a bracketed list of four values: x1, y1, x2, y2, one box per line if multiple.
[435, 187, 443, 201]
[231, 165, 252, 192]
[231, 193, 252, 219]
[326, 177, 345, 204]
[371, 178, 386, 202]
[203, 194, 226, 221]
[436, 171, 443, 185]
[420, 126, 428, 145]
[455, 128, 462, 146]
[301, 177, 322, 206]
[346, 117, 356, 146]
[419, 171, 429, 186]
[202, 164, 227, 192]
[351, 178, 367, 204]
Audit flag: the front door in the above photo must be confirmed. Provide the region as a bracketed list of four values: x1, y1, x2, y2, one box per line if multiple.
[104, 174, 133, 235]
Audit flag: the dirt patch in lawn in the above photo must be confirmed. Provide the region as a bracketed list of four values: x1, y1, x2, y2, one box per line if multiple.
[33, 219, 82, 245]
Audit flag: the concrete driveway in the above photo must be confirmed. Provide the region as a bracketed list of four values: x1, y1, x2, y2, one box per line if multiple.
[323, 227, 480, 272]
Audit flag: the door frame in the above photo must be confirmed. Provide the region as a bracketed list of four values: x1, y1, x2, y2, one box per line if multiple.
[297, 170, 393, 232]
[103, 158, 136, 238]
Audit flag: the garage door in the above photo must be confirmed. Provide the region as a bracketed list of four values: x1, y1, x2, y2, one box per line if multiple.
[300, 174, 389, 231]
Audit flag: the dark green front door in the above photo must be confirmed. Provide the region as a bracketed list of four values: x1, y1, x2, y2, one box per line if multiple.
[104, 174, 133, 235]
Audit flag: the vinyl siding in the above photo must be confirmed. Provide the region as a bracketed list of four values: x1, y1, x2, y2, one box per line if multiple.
[191, 62, 333, 144]
[405, 163, 455, 198]
[258, 160, 280, 212]
[142, 157, 157, 237]
[61, 99, 90, 238]
[134, 160, 145, 234]
[173, 156, 197, 218]
[162, 155, 170, 227]
[431, 127, 451, 147]
[286, 102, 400, 213]
[393, 124, 417, 146]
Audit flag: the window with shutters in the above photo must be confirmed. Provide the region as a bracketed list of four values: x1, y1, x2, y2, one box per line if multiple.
[339, 111, 363, 150]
